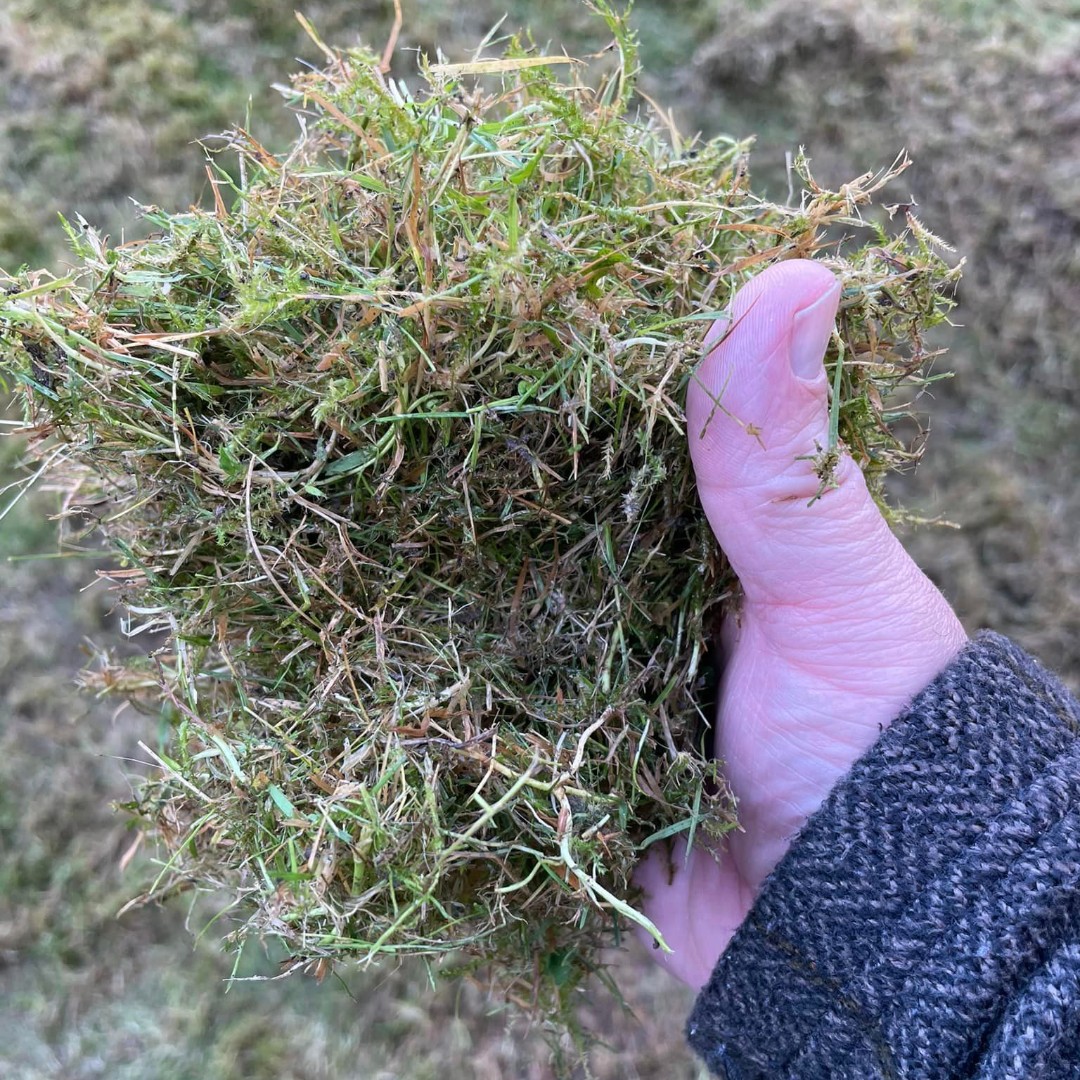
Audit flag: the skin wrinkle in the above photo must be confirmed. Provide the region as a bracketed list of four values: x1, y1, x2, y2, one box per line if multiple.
[751, 567, 946, 630]
[749, 605, 937, 690]
[767, 709, 876, 775]
[743, 623, 868, 696]
[710, 513, 901, 609]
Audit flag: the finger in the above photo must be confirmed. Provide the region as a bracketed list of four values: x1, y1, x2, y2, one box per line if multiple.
[633, 838, 754, 989]
[688, 259, 839, 483]
[686, 260, 885, 606]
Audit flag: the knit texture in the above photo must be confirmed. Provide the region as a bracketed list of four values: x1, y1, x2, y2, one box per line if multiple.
[687, 631, 1080, 1079]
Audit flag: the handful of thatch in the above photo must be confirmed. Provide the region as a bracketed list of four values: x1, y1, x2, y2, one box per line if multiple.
[0, 4, 956, 1014]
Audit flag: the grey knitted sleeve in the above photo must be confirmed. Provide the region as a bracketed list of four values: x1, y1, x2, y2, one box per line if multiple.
[687, 631, 1080, 1079]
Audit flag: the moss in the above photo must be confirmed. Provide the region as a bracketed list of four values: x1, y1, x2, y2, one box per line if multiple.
[0, 4, 960, 1037]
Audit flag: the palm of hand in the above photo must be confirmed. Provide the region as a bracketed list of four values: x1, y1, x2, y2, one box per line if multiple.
[636, 262, 967, 988]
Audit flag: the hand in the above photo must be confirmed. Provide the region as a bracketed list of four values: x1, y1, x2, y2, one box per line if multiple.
[636, 260, 967, 988]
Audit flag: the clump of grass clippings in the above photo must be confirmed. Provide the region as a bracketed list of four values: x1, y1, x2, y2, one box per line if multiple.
[0, 2, 957, 1032]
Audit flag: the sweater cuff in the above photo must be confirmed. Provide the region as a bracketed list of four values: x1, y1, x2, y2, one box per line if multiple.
[687, 631, 1080, 1078]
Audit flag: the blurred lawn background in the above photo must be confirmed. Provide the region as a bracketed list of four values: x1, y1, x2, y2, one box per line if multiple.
[1, 1, 1077, 1076]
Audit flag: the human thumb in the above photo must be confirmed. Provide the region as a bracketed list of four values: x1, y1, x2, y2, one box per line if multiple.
[687, 260, 892, 607]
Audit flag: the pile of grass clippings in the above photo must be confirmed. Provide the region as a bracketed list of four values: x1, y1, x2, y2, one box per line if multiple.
[0, 2, 958, 1024]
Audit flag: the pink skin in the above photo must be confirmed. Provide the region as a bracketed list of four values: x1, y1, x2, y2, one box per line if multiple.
[635, 260, 968, 988]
